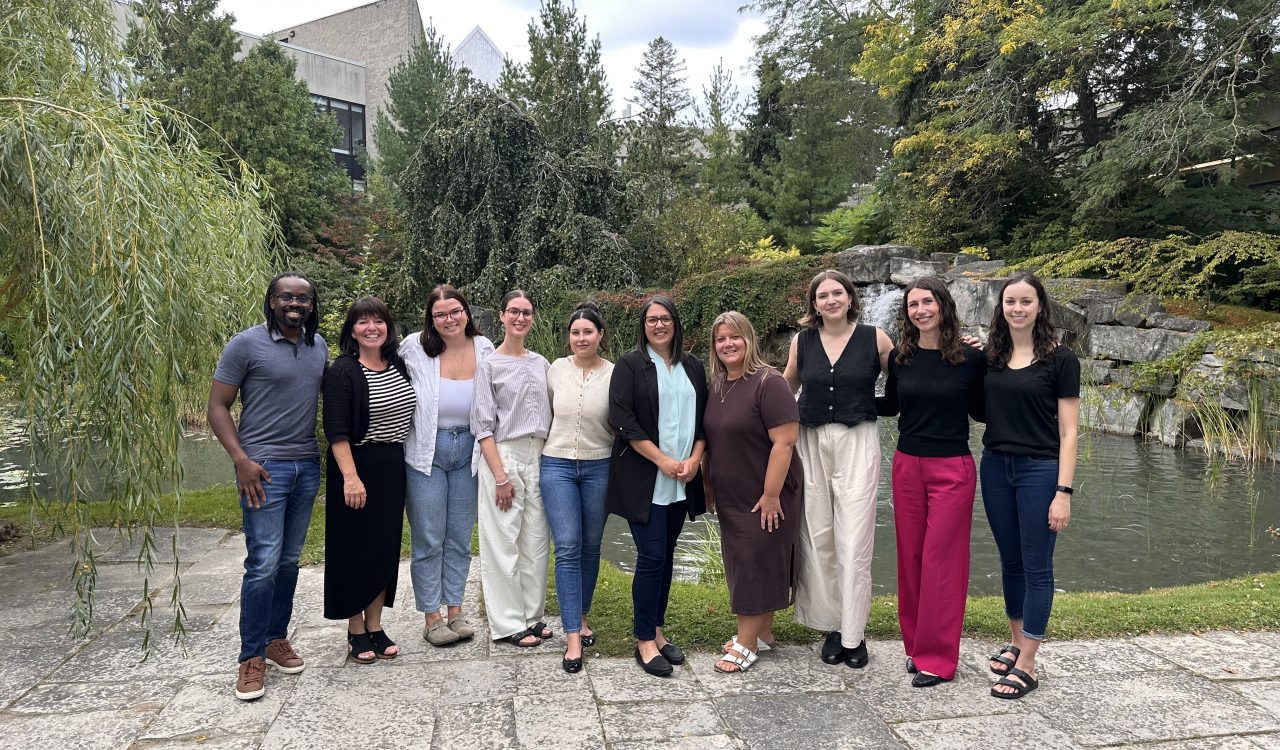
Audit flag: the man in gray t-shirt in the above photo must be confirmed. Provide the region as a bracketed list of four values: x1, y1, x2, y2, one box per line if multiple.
[208, 272, 327, 702]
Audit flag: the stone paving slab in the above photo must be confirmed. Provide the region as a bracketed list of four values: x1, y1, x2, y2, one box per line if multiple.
[3, 530, 1280, 750]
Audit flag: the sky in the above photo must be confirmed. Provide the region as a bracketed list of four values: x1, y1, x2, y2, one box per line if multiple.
[215, 0, 766, 117]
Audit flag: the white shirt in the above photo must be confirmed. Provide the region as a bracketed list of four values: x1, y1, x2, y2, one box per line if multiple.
[399, 333, 495, 475]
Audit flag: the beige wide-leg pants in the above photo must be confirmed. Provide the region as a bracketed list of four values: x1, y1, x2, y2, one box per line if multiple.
[793, 421, 880, 649]
[478, 436, 550, 640]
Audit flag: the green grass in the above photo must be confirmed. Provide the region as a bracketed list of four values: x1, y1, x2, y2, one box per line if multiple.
[4, 492, 1278, 655]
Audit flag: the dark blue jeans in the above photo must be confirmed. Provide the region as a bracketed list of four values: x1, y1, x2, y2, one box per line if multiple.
[540, 456, 610, 634]
[979, 449, 1059, 640]
[628, 501, 686, 641]
[238, 458, 320, 662]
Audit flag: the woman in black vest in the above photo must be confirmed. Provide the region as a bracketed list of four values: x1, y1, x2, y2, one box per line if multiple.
[607, 294, 708, 677]
[783, 269, 893, 669]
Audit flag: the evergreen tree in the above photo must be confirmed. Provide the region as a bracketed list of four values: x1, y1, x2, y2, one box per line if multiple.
[127, 0, 348, 248]
[499, 0, 611, 159]
[696, 58, 746, 205]
[626, 36, 696, 216]
[373, 28, 475, 186]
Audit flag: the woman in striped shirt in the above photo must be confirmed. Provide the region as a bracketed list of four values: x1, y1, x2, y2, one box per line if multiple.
[472, 290, 554, 648]
[322, 296, 416, 663]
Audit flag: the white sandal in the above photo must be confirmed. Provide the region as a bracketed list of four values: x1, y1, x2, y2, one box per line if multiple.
[714, 639, 759, 674]
[721, 635, 773, 654]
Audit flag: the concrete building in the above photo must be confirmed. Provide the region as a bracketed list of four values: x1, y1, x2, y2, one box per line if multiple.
[268, 0, 426, 169]
[454, 26, 504, 86]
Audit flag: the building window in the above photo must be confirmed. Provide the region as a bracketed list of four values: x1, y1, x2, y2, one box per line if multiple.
[311, 94, 366, 186]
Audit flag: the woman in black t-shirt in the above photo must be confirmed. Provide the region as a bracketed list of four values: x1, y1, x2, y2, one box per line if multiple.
[980, 273, 1080, 700]
[878, 276, 985, 688]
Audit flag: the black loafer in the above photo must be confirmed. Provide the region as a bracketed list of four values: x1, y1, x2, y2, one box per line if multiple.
[844, 640, 868, 669]
[635, 648, 673, 677]
[820, 631, 844, 665]
[912, 672, 950, 688]
[906, 657, 918, 674]
[658, 642, 685, 665]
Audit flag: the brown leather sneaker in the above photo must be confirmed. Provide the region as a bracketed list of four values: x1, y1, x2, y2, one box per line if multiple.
[235, 656, 266, 701]
[265, 638, 305, 674]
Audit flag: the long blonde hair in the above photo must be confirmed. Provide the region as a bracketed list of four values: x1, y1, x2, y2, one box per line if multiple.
[709, 311, 774, 389]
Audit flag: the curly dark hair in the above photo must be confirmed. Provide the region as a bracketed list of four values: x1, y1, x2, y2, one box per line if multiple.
[263, 271, 319, 346]
[985, 272, 1058, 371]
[896, 276, 966, 365]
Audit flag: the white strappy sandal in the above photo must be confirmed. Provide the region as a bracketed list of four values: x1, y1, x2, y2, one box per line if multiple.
[715, 639, 759, 674]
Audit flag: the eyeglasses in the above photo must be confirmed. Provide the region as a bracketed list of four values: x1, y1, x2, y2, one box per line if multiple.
[504, 309, 534, 319]
[644, 316, 673, 327]
[432, 308, 465, 321]
[273, 294, 313, 305]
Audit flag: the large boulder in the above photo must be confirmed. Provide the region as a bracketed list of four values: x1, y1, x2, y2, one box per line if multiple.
[1081, 359, 1114, 385]
[1111, 365, 1178, 396]
[948, 277, 1005, 328]
[833, 245, 921, 284]
[1147, 397, 1200, 447]
[1052, 302, 1089, 349]
[948, 259, 1007, 277]
[1148, 312, 1211, 333]
[890, 257, 947, 285]
[1081, 387, 1146, 436]
[1088, 325, 1196, 363]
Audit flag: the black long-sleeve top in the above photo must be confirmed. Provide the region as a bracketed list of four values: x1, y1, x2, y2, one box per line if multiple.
[877, 344, 986, 457]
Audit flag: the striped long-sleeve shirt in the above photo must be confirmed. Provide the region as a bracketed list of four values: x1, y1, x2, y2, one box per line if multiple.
[470, 351, 551, 442]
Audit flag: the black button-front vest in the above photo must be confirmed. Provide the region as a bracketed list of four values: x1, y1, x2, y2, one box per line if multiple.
[796, 324, 879, 428]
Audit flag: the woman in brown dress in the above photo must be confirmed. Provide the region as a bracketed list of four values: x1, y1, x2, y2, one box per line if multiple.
[702, 311, 803, 674]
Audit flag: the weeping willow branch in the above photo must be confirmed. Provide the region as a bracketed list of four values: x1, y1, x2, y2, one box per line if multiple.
[1, 0, 278, 645]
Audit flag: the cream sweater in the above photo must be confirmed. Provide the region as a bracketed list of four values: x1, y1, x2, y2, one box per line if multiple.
[542, 357, 614, 461]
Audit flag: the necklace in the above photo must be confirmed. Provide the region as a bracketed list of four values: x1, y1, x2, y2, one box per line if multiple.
[719, 374, 743, 403]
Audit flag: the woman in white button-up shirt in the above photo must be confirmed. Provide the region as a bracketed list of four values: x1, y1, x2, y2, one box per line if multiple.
[399, 285, 494, 648]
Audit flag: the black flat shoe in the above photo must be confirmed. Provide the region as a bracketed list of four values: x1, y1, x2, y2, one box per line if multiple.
[581, 633, 595, 647]
[843, 640, 868, 669]
[912, 672, 951, 688]
[658, 642, 685, 665]
[906, 657, 918, 674]
[562, 650, 583, 674]
[820, 631, 844, 665]
[634, 648, 673, 677]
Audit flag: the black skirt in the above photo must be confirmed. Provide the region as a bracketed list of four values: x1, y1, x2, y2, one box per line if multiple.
[324, 441, 405, 620]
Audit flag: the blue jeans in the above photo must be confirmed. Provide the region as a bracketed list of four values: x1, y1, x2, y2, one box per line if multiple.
[980, 449, 1059, 640]
[540, 456, 610, 634]
[238, 457, 320, 662]
[405, 428, 478, 612]
[628, 501, 687, 641]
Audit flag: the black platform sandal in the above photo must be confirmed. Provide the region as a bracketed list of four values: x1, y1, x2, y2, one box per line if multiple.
[368, 629, 399, 659]
[347, 632, 376, 664]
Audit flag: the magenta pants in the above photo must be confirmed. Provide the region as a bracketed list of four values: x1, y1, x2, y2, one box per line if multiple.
[892, 450, 976, 679]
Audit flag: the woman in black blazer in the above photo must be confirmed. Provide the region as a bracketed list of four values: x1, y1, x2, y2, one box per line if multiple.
[607, 294, 708, 677]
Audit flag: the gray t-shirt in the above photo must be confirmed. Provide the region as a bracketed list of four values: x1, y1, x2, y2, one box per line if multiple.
[212, 323, 328, 461]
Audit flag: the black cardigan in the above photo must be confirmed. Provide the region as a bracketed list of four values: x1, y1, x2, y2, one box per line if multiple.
[606, 349, 708, 524]
[322, 354, 409, 446]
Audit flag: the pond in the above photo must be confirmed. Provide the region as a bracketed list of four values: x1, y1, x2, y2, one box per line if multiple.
[4, 401, 1277, 595]
[600, 423, 1280, 596]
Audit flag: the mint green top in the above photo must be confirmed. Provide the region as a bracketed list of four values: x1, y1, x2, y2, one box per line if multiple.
[648, 345, 696, 506]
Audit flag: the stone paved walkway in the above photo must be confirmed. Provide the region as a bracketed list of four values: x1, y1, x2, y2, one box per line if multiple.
[2, 528, 1279, 749]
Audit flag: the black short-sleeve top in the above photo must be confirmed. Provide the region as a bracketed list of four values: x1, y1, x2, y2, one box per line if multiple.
[982, 344, 1081, 458]
[796, 325, 880, 428]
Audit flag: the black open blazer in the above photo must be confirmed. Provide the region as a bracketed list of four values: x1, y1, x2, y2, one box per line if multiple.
[606, 348, 708, 524]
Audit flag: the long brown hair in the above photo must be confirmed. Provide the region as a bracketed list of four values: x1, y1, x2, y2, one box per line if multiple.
[799, 269, 859, 328]
[896, 276, 965, 365]
[418, 284, 481, 357]
[985, 272, 1059, 371]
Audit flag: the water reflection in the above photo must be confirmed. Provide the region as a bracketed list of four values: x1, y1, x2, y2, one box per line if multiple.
[602, 425, 1280, 595]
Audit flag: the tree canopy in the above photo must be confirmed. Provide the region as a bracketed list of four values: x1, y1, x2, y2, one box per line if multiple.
[2, 0, 276, 636]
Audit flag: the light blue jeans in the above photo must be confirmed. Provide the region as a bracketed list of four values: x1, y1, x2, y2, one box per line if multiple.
[405, 427, 478, 613]
[238, 457, 320, 662]
[539, 456, 610, 634]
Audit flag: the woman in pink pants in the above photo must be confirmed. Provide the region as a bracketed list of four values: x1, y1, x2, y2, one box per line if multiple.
[878, 276, 985, 687]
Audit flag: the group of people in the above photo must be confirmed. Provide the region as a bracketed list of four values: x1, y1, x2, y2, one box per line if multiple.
[209, 266, 1079, 704]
